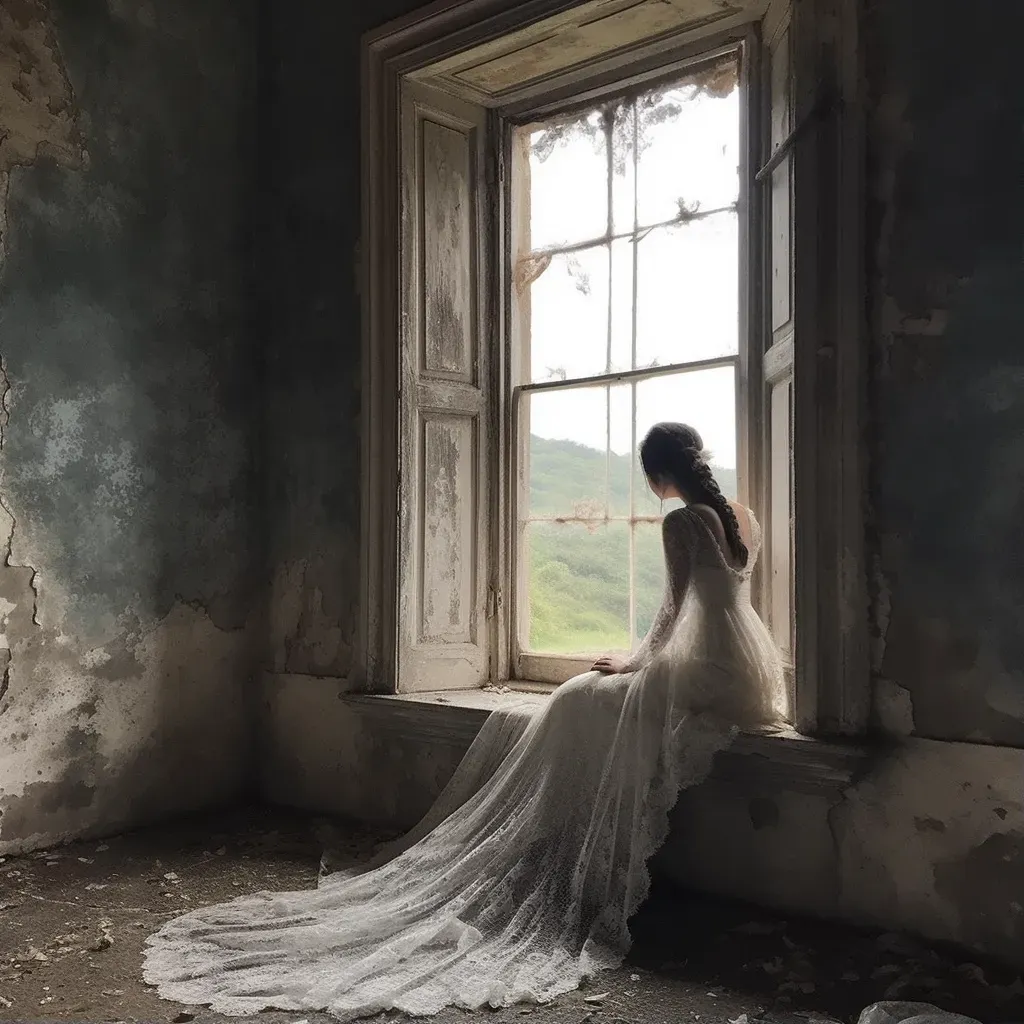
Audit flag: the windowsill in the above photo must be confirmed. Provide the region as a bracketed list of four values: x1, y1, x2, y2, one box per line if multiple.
[342, 686, 871, 795]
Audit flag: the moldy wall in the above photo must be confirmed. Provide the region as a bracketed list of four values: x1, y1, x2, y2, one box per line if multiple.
[0, 0, 259, 851]
[260, 0, 432, 692]
[854, 0, 1024, 960]
[867, 0, 1024, 750]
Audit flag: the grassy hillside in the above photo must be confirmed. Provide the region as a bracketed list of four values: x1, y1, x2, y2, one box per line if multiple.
[525, 435, 736, 653]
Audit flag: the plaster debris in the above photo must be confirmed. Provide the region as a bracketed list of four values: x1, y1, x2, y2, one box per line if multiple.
[87, 919, 113, 952]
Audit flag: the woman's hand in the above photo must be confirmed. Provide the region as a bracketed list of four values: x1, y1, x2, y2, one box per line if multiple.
[592, 654, 628, 675]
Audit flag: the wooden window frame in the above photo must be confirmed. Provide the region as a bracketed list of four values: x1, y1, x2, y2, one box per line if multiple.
[358, 0, 868, 738]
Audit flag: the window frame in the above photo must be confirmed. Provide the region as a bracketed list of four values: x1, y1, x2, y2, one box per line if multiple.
[359, 0, 868, 738]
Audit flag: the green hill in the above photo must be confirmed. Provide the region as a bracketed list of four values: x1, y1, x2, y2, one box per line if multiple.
[525, 435, 736, 654]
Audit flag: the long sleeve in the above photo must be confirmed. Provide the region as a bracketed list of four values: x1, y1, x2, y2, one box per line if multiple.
[622, 509, 694, 672]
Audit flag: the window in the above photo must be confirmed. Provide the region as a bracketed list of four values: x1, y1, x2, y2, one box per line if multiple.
[361, 0, 868, 736]
[510, 58, 744, 683]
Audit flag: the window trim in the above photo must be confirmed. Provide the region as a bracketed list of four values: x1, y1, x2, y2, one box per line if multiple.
[359, 0, 868, 738]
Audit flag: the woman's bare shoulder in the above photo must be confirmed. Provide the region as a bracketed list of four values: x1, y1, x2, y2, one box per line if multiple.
[684, 503, 728, 541]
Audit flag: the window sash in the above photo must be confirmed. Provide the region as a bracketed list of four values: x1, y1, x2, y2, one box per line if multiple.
[512, 361, 740, 669]
[507, 68, 746, 680]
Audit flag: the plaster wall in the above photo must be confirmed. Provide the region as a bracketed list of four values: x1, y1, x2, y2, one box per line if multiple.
[0, 0, 259, 851]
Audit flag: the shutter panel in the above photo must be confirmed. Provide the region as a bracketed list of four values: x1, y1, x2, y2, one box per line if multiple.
[762, 0, 795, 714]
[397, 80, 492, 692]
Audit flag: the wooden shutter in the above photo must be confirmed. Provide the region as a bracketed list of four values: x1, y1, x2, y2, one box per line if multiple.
[397, 80, 492, 693]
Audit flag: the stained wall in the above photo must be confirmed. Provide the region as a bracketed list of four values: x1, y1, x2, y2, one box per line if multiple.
[0, 0, 259, 850]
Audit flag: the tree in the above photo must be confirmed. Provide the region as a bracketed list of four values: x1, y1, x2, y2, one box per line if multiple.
[530, 60, 738, 176]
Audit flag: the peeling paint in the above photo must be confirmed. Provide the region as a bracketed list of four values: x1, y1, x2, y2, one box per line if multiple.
[0, 0, 82, 723]
[874, 679, 915, 736]
[834, 738, 1024, 964]
[269, 558, 355, 680]
[0, 598, 253, 853]
[868, 0, 1024, 751]
[0, 0, 258, 846]
[0, 0, 86, 269]
[0, 363, 43, 714]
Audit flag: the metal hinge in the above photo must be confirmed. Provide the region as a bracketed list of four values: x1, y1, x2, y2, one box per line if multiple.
[486, 585, 502, 618]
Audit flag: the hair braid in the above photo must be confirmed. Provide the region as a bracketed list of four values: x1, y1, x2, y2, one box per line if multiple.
[688, 454, 748, 568]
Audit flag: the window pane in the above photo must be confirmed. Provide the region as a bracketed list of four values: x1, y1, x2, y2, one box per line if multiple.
[633, 520, 667, 648]
[527, 111, 608, 250]
[525, 387, 610, 519]
[611, 100, 637, 235]
[528, 246, 609, 383]
[609, 238, 634, 376]
[607, 383, 633, 517]
[635, 215, 738, 369]
[522, 520, 630, 654]
[635, 61, 740, 228]
[633, 366, 737, 517]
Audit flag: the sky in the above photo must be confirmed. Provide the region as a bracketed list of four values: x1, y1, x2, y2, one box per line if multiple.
[517, 75, 740, 471]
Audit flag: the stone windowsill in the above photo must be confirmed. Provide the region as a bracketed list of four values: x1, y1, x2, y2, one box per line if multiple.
[341, 686, 872, 796]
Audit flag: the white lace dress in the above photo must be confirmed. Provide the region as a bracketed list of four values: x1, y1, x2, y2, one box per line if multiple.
[143, 507, 785, 1019]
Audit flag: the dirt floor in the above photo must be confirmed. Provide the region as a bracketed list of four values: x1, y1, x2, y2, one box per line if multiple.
[1, 808, 1022, 1024]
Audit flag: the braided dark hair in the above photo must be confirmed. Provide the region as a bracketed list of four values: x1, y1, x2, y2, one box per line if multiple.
[639, 422, 748, 568]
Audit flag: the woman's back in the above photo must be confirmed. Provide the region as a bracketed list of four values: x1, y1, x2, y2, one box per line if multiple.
[662, 504, 761, 611]
[660, 505, 783, 726]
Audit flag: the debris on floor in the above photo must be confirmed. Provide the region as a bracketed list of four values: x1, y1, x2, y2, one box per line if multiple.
[0, 808, 1021, 1024]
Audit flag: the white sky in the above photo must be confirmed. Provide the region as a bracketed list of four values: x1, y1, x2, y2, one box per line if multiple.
[520, 81, 739, 468]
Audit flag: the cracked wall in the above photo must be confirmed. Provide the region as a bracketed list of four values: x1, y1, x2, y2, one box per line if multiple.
[0, 0, 260, 851]
[260, 0, 435, 695]
[867, 0, 1024, 749]
[854, 0, 1024, 961]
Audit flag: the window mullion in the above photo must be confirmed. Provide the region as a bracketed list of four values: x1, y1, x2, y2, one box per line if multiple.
[629, 97, 640, 652]
[518, 353, 739, 396]
[604, 107, 614, 525]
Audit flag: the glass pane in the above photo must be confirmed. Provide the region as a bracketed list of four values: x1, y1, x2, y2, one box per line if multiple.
[609, 238, 634, 376]
[633, 366, 737, 517]
[635, 59, 740, 228]
[528, 246, 609, 383]
[527, 110, 608, 250]
[610, 100, 637, 235]
[607, 383, 633, 517]
[522, 520, 630, 655]
[633, 520, 667, 648]
[635, 215, 738, 369]
[525, 387, 610, 520]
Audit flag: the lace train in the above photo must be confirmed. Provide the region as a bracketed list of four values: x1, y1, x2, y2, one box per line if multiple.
[144, 668, 735, 1018]
[143, 508, 783, 1019]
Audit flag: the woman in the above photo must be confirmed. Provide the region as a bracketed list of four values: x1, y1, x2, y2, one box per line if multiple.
[144, 423, 784, 1020]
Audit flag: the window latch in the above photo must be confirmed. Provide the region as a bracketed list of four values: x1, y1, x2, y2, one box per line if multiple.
[754, 91, 839, 185]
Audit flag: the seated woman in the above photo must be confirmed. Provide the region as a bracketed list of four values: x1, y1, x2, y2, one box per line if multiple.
[143, 422, 785, 1021]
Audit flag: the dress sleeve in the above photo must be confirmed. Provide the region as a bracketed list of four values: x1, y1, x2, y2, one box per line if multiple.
[621, 509, 694, 672]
